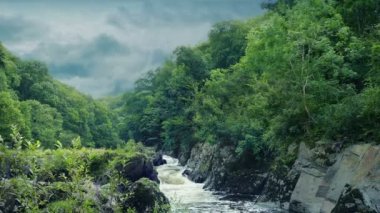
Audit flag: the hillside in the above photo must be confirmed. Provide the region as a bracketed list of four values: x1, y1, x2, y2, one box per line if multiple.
[0, 44, 122, 148]
[114, 0, 380, 165]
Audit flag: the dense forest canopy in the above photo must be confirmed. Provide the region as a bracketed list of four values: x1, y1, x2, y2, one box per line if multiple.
[109, 0, 380, 162]
[0, 45, 122, 148]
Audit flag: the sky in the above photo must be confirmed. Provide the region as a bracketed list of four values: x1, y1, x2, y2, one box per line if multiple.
[0, 0, 264, 98]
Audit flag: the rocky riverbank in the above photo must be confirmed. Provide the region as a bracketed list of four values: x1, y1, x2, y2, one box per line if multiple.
[179, 142, 380, 212]
[0, 148, 170, 212]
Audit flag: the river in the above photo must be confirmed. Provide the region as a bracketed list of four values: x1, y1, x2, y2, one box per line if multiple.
[156, 155, 285, 212]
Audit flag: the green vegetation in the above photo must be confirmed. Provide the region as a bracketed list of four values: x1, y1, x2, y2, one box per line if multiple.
[0, 140, 168, 212]
[113, 0, 380, 163]
[0, 44, 169, 212]
[0, 45, 122, 148]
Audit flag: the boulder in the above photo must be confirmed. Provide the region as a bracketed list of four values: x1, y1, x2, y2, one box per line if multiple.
[124, 178, 170, 213]
[182, 169, 191, 177]
[258, 168, 299, 203]
[185, 143, 215, 183]
[185, 142, 271, 194]
[258, 143, 300, 203]
[332, 184, 379, 213]
[152, 153, 167, 166]
[115, 154, 159, 182]
[288, 143, 328, 212]
[289, 143, 380, 213]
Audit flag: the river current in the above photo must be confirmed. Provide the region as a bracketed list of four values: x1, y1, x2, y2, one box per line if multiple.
[156, 155, 285, 213]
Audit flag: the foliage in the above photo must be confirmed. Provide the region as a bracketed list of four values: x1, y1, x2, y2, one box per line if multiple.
[54, 140, 63, 149]
[113, 0, 380, 163]
[71, 136, 82, 149]
[0, 145, 166, 212]
[0, 44, 123, 148]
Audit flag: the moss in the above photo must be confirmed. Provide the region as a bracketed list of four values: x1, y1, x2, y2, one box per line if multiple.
[123, 178, 170, 213]
[0, 146, 163, 212]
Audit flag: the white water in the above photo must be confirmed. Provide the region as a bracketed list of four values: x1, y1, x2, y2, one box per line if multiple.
[156, 155, 284, 212]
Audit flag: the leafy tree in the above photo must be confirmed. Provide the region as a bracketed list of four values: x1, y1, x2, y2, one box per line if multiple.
[21, 100, 63, 148]
[174, 47, 208, 81]
[335, 0, 380, 35]
[208, 21, 250, 69]
[71, 136, 82, 149]
[0, 45, 20, 90]
[0, 92, 28, 144]
[17, 60, 50, 99]
[117, 0, 380, 163]
[0, 43, 123, 149]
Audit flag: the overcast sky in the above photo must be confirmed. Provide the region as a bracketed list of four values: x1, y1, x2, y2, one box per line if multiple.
[0, 0, 264, 97]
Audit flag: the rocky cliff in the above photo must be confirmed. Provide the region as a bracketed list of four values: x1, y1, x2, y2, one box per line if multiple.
[184, 143, 271, 195]
[289, 143, 380, 213]
[182, 142, 380, 212]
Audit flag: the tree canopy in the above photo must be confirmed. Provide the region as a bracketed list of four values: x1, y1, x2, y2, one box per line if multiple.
[111, 0, 380, 161]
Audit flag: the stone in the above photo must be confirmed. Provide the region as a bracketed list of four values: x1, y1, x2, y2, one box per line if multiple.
[185, 143, 215, 183]
[332, 184, 379, 213]
[152, 152, 167, 166]
[124, 178, 170, 212]
[289, 143, 380, 213]
[182, 169, 191, 177]
[116, 154, 159, 183]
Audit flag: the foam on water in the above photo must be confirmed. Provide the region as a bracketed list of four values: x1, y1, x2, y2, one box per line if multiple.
[156, 155, 285, 212]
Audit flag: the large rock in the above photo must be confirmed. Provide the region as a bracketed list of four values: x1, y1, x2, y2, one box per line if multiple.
[289, 143, 380, 213]
[258, 143, 300, 204]
[186, 143, 216, 183]
[332, 184, 379, 213]
[115, 154, 159, 182]
[186, 142, 270, 194]
[152, 152, 167, 166]
[123, 178, 170, 213]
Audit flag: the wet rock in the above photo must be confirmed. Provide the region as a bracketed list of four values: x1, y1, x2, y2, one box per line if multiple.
[124, 178, 170, 213]
[178, 141, 380, 213]
[332, 184, 380, 213]
[289, 143, 380, 213]
[115, 154, 159, 182]
[205, 170, 269, 195]
[182, 169, 191, 177]
[258, 168, 299, 203]
[152, 153, 167, 166]
[185, 142, 273, 194]
[186, 143, 216, 183]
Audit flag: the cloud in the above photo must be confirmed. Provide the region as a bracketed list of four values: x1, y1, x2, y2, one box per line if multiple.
[0, 15, 47, 42]
[83, 34, 131, 58]
[107, 0, 263, 29]
[0, 0, 264, 97]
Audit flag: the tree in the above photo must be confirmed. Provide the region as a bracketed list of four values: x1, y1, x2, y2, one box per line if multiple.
[0, 92, 28, 144]
[174, 47, 208, 81]
[21, 100, 63, 148]
[17, 60, 50, 99]
[208, 21, 250, 69]
[335, 0, 380, 35]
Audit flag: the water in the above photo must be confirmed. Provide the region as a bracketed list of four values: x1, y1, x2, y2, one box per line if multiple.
[156, 155, 285, 213]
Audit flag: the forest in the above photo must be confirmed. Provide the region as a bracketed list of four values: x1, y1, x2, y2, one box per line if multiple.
[114, 0, 380, 161]
[0, 0, 379, 212]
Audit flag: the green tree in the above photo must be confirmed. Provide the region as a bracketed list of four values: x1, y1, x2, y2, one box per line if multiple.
[208, 21, 250, 69]
[21, 100, 63, 148]
[0, 92, 28, 144]
[335, 0, 380, 35]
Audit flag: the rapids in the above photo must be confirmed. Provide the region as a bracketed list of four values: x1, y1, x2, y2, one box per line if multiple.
[156, 155, 285, 212]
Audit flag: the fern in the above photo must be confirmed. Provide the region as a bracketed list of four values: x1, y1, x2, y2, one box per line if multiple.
[71, 136, 82, 149]
[54, 140, 63, 149]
